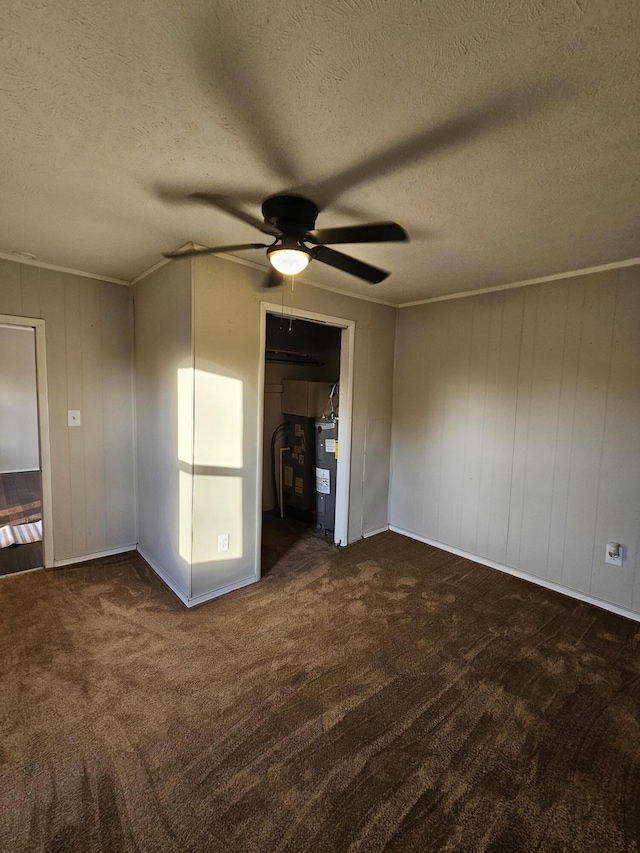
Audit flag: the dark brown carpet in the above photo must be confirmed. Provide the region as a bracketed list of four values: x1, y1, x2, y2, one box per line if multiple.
[1, 524, 639, 853]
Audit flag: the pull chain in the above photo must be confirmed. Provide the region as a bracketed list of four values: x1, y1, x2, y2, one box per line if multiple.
[289, 276, 296, 330]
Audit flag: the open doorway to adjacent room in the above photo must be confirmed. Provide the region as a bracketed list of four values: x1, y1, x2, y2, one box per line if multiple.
[0, 315, 52, 577]
[0, 323, 43, 575]
[259, 304, 354, 575]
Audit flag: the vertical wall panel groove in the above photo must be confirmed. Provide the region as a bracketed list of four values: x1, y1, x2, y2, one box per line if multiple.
[518, 283, 568, 579]
[460, 298, 488, 555]
[560, 276, 617, 593]
[588, 280, 620, 595]
[546, 282, 585, 583]
[81, 282, 106, 553]
[506, 286, 537, 569]
[475, 293, 504, 557]
[487, 290, 524, 565]
[65, 277, 87, 556]
[424, 303, 449, 535]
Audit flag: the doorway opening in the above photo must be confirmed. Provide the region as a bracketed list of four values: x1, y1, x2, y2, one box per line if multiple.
[258, 303, 355, 576]
[0, 316, 53, 576]
[0, 324, 42, 574]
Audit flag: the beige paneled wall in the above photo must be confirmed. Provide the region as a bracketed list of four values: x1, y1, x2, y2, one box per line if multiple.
[390, 267, 640, 616]
[133, 259, 193, 599]
[0, 258, 136, 561]
[0, 325, 39, 472]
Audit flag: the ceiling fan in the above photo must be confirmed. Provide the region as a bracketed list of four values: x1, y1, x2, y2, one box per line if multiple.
[163, 193, 408, 287]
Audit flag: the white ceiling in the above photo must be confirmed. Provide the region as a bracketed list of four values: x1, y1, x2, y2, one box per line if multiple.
[1, 0, 638, 304]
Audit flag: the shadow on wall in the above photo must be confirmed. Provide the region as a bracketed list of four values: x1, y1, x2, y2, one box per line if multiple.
[177, 367, 244, 564]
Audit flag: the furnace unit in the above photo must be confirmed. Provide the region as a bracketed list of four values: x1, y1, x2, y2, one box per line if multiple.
[281, 415, 317, 516]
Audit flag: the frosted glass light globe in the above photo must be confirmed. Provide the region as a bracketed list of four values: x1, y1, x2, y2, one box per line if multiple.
[268, 248, 310, 276]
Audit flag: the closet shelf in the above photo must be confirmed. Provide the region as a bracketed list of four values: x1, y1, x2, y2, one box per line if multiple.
[265, 349, 325, 366]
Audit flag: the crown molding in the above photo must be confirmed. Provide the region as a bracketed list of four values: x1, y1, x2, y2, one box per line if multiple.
[398, 256, 640, 308]
[0, 252, 130, 286]
[130, 257, 171, 285]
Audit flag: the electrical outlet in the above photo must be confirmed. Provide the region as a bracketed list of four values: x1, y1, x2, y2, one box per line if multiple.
[605, 543, 624, 567]
[67, 410, 81, 427]
[218, 533, 229, 553]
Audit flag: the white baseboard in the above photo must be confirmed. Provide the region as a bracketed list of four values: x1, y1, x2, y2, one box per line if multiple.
[186, 575, 257, 608]
[136, 547, 190, 605]
[389, 526, 640, 624]
[137, 547, 257, 608]
[0, 467, 40, 474]
[363, 525, 390, 539]
[54, 544, 137, 568]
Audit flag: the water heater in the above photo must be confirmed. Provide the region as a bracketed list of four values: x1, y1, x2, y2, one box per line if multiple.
[315, 418, 338, 538]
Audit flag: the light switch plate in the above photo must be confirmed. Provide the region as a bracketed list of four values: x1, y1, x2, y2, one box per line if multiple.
[68, 410, 81, 427]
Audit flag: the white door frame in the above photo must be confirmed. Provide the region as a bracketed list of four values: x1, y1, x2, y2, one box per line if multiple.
[257, 302, 355, 575]
[0, 315, 53, 568]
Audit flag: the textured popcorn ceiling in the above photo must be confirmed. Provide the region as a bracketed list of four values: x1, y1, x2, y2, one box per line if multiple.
[1, 0, 639, 303]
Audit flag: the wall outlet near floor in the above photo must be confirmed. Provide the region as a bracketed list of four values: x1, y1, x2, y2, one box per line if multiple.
[67, 410, 81, 427]
[218, 533, 229, 553]
[605, 543, 624, 567]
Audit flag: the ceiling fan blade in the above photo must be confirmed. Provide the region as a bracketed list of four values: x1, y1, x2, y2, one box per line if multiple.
[188, 193, 279, 236]
[306, 221, 408, 245]
[163, 242, 268, 259]
[310, 246, 389, 284]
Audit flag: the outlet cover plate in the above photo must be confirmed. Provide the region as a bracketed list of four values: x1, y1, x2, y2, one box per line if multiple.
[605, 543, 624, 566]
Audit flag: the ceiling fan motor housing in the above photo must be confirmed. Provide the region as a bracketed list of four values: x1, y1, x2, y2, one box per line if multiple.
[262, 195, 319, 234]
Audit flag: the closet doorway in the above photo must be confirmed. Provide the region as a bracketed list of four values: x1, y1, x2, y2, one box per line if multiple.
[258, 303, 355, 575]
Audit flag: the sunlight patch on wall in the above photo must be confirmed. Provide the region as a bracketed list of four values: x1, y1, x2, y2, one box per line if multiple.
[177, 368, 194, 465]
[191, 475, 243, 563]
[177, 367, 244, 568]
[194, 370, 243, 469]
[179, 469, 193, 564]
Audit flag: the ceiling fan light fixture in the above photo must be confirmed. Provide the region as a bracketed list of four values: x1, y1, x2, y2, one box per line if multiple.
[267, 241, 311, 276]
